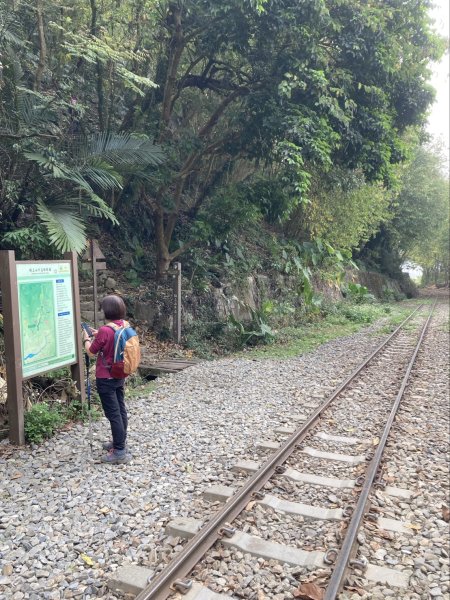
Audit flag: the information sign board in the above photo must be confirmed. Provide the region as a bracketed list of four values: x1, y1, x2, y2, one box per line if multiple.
[16, 262, 76, 378]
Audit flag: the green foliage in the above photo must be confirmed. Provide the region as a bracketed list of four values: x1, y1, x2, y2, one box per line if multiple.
[24, 403, 63, 444]
[60, 398, 100, 423]
[0, 0, 445, 278]
[358, 145, 449, 285]
[238, 302, 413, 360]
[185, 320, 233, 357]
[228, 301, 276, 347]
[2, 225, 53, 259]
[289, 168, 392, 253]
[342, 283, 376, 304]
[381, 287, 406, 302]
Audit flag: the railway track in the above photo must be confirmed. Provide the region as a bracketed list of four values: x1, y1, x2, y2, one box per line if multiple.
[111, 302, 436, 600]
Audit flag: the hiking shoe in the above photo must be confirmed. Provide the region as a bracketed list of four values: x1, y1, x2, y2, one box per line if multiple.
[101, 449, 130, 464]
[102, 441, 129, 452]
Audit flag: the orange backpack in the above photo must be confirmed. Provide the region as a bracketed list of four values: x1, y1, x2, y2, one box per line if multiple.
[106, 321, 141, 378]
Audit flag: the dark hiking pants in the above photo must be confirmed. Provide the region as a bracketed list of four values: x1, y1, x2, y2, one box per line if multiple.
[96, 378, 127, 451]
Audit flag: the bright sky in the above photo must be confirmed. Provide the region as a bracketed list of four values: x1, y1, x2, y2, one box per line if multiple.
[427, 0, 450, 162]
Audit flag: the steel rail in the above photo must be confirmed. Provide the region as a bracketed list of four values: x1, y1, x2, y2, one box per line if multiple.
[135, 304, 423, 600]
[323, 301, 436, 600]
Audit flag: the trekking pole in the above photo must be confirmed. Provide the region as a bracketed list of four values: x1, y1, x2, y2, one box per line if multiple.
[85, 351, 94, 455]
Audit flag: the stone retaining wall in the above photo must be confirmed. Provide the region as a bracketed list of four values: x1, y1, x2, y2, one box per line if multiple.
[128, 269, 415, 335]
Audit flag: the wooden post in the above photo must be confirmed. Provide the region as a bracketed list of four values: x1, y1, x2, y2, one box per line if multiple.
[173, 262, 182, 344]
[90, 240, 99, 328]
[65, 251, 85, 403]
[0, 250, 25, 445]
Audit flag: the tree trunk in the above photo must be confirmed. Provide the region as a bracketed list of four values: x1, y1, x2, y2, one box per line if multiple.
[34, 0, 47, 91]
[90, 0, 106, 131]
[154, 209, 171, 279]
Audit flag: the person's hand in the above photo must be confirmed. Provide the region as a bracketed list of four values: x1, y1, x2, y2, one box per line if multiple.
[90, 328, 98, 337]
[82, 331, 91, 343]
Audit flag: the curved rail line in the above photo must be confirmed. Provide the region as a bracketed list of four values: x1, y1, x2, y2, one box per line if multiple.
[135, 303, 430, 600]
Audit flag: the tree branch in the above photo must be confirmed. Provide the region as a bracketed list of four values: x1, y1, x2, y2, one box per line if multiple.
[169, 238, 198, 260]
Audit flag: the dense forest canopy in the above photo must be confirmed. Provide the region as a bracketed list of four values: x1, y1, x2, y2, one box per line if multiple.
[0, 0, 448, 283]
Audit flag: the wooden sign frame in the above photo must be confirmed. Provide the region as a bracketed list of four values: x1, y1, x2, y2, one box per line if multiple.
[0, 250, 84, 445]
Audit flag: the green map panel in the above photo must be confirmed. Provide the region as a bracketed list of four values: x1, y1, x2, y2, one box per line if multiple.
[19, 282, 57, 372]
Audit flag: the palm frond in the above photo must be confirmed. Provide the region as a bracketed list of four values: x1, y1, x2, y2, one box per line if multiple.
[76, 165, 122, 191]
[17, 91, 57, 130]
[37, 200, 86, 254]
[25, 151, 70, 178]
[82, 193, 119, 224]
[75, 132, 165, 168]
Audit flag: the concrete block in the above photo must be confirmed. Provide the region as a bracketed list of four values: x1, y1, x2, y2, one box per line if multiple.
[301, 446, 365, 464]
[315, 431, 361, 445]
[203, 485, 342, 520]
[203, 485, 235, 502]
[256, 440, 280, 451]
[166, 517, 202, 539]
[108, 565, 153, 596]
[168, 519, 325, 568]
[385, 486, 412, 499]
[284, 468, 356, 489]
[223, 531, 325, 568]
[365, 563, 410, 588]
[231, 460, 260, 474]
[261, 494, 343, 521]
[230, 460, 356, 489]
[274, 426, 295, 435]
[289, 414, 307, 421]
[181, 583, 232, 599]
[378, 517, 412, 534]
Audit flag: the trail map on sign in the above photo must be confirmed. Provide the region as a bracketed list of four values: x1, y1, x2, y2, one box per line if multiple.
[17, 262, 76, 378]
[20, 282, 57, 366]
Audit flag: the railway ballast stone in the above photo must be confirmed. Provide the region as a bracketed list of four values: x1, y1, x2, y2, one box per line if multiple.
[0, 299, 447, 600]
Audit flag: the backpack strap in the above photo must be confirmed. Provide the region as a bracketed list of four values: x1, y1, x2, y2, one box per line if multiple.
[100, 321, 127, 369]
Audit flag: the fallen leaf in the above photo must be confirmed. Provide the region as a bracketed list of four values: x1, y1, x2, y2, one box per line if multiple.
[378, 529, 394, 540]
[442, 505, 450, 522]
[245, 501, 256, 511]
[293, 582, 325, 600]
[405, 523, 422, 531]
[10, 472, 22, 479]
[99, 506, 110, 514]
[80, 553, 94, 566]
[372, 437, 380, 446]
[346, 587, 365, 596]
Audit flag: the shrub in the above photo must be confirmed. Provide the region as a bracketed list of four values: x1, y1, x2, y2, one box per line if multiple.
[228, 301, 276, 347]
[61, 398, 101, 423]
[24, 403, 63, 444]
[381, 286, 406, 302]
[338, 304, 379, 324]
[343, 282, 376, 304]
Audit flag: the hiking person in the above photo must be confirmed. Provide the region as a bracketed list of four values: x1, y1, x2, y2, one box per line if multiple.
[82, 294, 133, 464]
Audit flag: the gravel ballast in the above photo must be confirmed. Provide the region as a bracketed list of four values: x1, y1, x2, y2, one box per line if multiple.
[0, 301, 448, 600]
